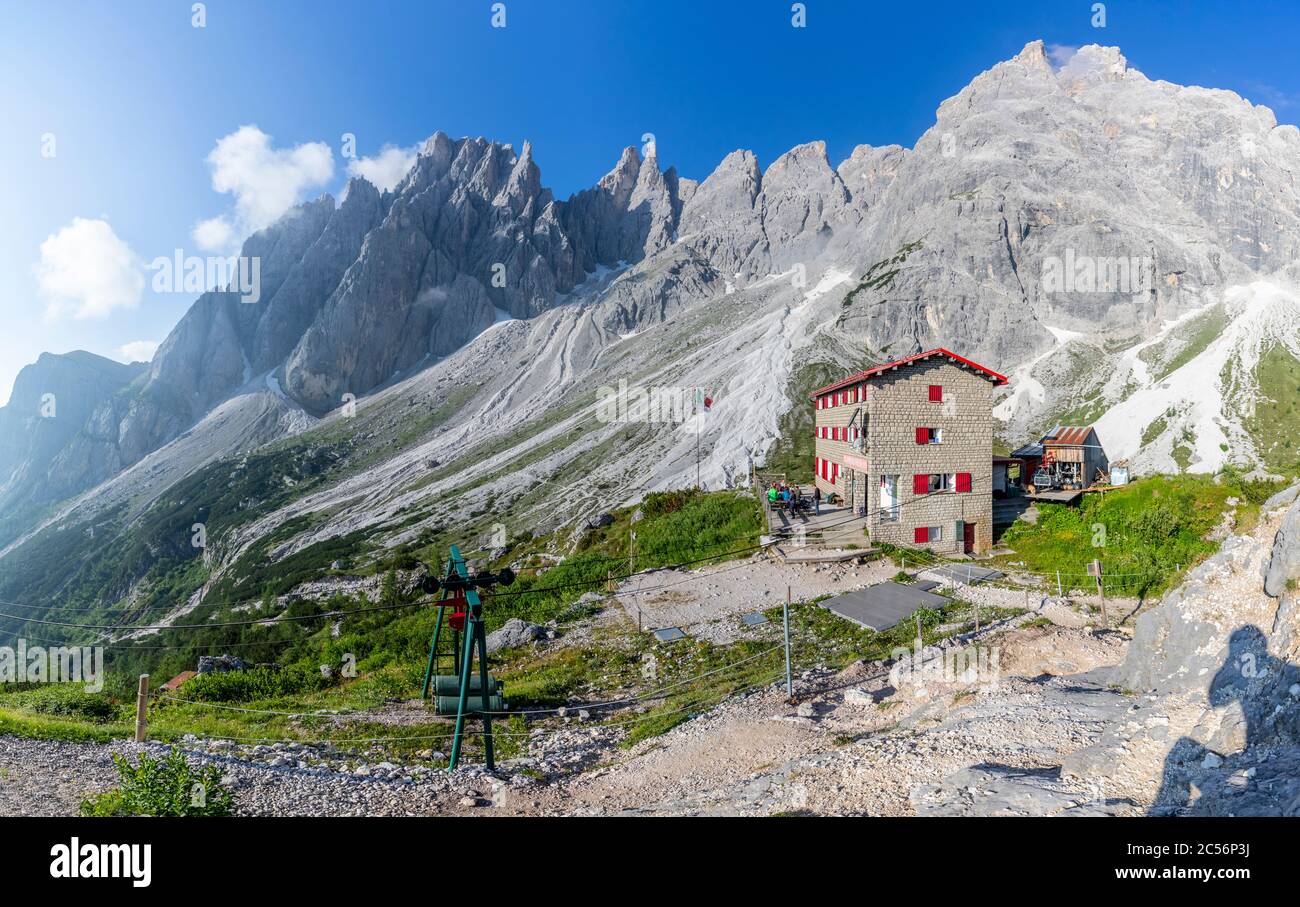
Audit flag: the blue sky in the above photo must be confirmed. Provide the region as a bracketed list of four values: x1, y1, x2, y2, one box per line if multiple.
[4, 0, 1300, 404]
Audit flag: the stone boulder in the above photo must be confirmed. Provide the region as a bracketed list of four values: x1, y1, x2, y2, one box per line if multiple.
[197, 654, 250, 674]
[485, 618, 546, 654]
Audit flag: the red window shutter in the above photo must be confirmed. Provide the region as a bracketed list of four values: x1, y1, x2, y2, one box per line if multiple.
[913, 473, 928, 495]
[914, 526, 929, 544]
[929, 385, 943, 402]
[956, 472, 972, 493]
[915, 426, 928, 445]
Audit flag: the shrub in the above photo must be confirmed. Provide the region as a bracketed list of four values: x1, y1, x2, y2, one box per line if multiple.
[80, 749, 234, 817]
[179, 665, 330, 703]
[7, 684, 118, 722]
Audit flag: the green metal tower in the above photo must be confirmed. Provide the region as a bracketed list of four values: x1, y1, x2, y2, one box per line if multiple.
[419, 545, 512, 770]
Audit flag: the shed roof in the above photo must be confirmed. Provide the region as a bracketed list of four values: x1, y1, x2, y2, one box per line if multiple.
[1042, 425, 1095, 447]
[810, 348, 1009, 399]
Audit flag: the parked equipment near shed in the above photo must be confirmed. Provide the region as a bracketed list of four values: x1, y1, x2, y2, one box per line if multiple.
[1020, 425, 1108, 494]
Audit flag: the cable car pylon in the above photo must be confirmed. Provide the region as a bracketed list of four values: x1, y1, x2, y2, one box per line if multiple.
[418, 545, 514, 770]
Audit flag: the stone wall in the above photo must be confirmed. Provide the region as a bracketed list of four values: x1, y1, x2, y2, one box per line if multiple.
[814, 356, 994, 553]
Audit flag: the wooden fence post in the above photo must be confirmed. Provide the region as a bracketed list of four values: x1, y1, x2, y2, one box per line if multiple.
[134, 674, 150, 743]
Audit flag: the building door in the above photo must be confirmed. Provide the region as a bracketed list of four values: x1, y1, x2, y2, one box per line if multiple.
[963, 521, 976, 555]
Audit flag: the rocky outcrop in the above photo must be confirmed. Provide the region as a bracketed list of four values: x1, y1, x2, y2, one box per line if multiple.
[0, 352, 146, 540]
[485, 618, 546, 654]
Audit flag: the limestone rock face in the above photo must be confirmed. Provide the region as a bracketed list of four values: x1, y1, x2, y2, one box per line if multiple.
[0, 352, 145, 539]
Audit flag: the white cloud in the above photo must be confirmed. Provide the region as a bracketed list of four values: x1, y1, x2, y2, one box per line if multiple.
[347, 144, 418, 192]
[196, 125, 334, 248]
[118, 340, 159, 363]
[1046, 43, 1079, 70]
[192, 215, 236, 252]
[35, 217, 145, 319]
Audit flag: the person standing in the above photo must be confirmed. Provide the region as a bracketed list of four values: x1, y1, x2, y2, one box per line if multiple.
[813, 485, 821, 515]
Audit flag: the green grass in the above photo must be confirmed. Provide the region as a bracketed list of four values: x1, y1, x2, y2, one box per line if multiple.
[0, 706, 130, 743]
[998, 474, 1284, 597]
[1141, 410, 1172, 447]
[1139, 305, 1228, 381]
[1243, 345, 1300, 474]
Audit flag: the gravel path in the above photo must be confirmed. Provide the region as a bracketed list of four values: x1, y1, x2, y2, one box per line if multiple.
[0, 736, 506, 817]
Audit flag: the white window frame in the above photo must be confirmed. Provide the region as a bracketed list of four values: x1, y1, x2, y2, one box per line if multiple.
[927, 473, 954, 494]
[879, 475, 900, 522]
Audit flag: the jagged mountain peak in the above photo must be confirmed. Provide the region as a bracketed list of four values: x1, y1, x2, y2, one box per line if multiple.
[9, 40, 1300, 563]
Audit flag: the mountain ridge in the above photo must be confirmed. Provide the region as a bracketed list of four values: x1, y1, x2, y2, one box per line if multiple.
[3, 40, 1300, 638]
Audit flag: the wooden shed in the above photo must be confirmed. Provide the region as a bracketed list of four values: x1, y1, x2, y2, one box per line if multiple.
[1040, 425, 1109, 488]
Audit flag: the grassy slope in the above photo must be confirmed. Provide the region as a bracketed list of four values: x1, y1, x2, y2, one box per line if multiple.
[997, 473, 1285, 597]
[1243, 344, 1300, 474]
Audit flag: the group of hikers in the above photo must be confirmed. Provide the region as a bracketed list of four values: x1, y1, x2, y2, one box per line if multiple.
[766, 480, 821, 515]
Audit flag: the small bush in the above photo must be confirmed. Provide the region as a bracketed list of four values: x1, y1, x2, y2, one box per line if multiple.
[4, 684, 118, 723]
[80, 749, 234, 817]
[179, 666, 330, 703]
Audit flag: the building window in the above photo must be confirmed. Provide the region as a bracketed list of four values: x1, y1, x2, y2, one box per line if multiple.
[913, 525, 943, 544]
[879, 475, 899, 522]
[914, 427, 943, 445]
[928, 384, 943, 403]
[956, 472, 972, 493]
[914, 473, 953, 494]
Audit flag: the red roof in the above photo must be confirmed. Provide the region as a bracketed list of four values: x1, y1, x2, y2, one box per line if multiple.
[1043, 426, 1094, 446]
[160, 671, 196, 691]
[810, 348, 1008, 399]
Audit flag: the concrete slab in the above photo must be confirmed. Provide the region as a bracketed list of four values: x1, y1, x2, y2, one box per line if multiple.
[910, 580, 941, 592]
[741, 613, 769, 627]
[926, 564, 1005, 586]
[1027, 489, 1083, 504]
[773, 545, 879, 564]
[820, 581, 950, 632]
[652, 627, 687, 642]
